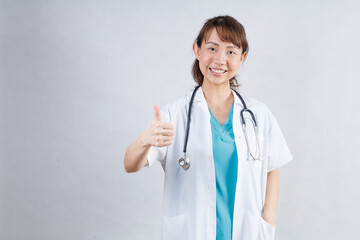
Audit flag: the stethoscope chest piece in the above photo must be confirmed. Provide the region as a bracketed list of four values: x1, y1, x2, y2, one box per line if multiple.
[179, 155, 190, 170]
[179, 86, 261, 170]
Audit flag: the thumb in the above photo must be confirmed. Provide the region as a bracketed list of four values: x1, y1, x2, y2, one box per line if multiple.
[153, 104, 162, 122]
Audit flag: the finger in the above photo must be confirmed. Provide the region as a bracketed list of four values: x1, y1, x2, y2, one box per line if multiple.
[158, 122, 174, 129]
[156, 140, 173, 147]
[153, 104, 162, 122]
[154, 135, 173, 147]
[159, 129, 175, 136]
[160, 135, 174, 142]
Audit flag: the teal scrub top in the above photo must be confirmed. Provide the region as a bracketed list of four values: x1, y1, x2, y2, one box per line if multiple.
[208, 102, 238, 240]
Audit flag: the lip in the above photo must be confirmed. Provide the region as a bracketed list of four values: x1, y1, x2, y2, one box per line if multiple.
[209, 67, 227, 76]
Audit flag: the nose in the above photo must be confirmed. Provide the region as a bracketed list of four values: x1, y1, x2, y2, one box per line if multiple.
[214, 50, 226, 65]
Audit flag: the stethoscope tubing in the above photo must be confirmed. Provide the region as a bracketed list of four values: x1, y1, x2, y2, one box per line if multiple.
[182, 85, 201, 154]
[180, 86, 260, 169]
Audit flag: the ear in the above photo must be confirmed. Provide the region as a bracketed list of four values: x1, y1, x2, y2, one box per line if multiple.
[193, 42, 201, 60]
[240, 52, 247, 64]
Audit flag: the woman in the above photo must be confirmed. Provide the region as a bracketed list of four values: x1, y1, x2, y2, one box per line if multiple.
[124, 15, 293, 240]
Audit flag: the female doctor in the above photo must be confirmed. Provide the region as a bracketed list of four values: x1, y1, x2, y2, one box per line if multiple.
[124, 15, 293, 240]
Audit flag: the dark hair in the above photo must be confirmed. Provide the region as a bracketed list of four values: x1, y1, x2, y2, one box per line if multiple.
[191, 15, 249, 89]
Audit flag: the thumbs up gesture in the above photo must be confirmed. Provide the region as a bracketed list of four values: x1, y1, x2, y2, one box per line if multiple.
[140, 104, 175, 147]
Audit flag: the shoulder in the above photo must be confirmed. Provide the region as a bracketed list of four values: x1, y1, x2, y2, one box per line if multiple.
[158, 89, 193, 121]
[160, 92, 189, 112]
[240, 95, 278, 133]
[241, 96, 272, 116]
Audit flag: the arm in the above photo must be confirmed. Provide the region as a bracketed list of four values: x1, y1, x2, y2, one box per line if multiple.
[124, 104, 174, 173]
[124, 135, 152, 173]
[262, 169, 279, 226]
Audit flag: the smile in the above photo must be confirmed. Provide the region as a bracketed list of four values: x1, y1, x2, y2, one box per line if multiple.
[209, 68, 227, 76]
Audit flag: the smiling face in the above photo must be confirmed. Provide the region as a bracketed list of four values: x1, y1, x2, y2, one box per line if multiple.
[193, 28, 247, 87]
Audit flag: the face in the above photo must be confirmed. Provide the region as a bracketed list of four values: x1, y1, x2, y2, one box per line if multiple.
[193, 28, 247, 86]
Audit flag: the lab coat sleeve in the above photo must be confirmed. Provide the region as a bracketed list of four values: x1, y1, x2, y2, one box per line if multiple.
[144, 106, 170, 168]
[267, 119, 293, 172]
[145, 145, 167, 167]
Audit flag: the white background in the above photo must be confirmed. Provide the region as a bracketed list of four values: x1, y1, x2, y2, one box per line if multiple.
[1, 0, 360, 239]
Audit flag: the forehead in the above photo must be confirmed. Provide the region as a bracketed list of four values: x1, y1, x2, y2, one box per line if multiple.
[203, 28, 238, 47]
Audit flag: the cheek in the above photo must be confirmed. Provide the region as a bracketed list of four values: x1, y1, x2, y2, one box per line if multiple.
[229, 60, 242, 71]
[198, 56, 212, 71]
[198, 63, 208, 76]
[199, 51, 212, 63]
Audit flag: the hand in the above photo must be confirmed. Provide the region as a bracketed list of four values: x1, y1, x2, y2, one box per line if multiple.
[140, 104, 175, 148]
[262, 211, 276, 226]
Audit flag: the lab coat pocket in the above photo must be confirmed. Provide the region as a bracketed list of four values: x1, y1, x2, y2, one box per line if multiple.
[258, 217, 275, 240]
[162, 214, 190, 240]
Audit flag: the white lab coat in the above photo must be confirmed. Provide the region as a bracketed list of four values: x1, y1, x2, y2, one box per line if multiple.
[146, 87, 293, 240]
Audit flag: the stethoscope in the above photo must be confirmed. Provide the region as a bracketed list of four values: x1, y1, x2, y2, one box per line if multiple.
[179, 85, 261, 170]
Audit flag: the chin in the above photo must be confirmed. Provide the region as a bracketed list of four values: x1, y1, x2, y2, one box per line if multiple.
[205, 76, 230, 86]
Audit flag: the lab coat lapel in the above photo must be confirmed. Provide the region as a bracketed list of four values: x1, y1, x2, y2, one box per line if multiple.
[191, 86, 216, 239]
[231, 89, 250, 239]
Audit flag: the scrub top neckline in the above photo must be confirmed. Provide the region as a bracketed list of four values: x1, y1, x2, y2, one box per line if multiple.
[208, 102, 234, 128]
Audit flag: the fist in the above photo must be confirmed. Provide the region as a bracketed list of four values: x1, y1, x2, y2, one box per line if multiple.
[140, 104, 175, 147]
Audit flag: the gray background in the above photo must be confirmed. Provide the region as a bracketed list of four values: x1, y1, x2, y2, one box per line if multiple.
[1, 0, 360, 239]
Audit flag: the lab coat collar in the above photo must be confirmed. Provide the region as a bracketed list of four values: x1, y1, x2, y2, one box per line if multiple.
[192, 86, 244, 108]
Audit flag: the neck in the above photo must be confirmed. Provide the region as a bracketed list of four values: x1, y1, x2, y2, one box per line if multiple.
[201, 80, 233, 107]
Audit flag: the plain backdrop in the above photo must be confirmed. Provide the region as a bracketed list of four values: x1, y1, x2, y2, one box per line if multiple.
[1, 0, 360, 239]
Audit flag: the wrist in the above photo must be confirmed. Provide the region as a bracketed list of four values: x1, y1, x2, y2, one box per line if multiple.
[138, 133, 150, 148]
[263, 208, 276, 216]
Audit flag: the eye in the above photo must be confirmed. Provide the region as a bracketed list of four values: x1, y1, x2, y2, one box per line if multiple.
[208, 47, 215, 52]
[228, 50, 236, 55]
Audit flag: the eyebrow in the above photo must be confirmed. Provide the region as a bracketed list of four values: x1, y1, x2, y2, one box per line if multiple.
[205, 41, 240, 49]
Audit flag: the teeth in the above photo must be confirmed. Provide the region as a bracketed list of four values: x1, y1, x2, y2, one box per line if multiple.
[211, 68, 226, 73]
